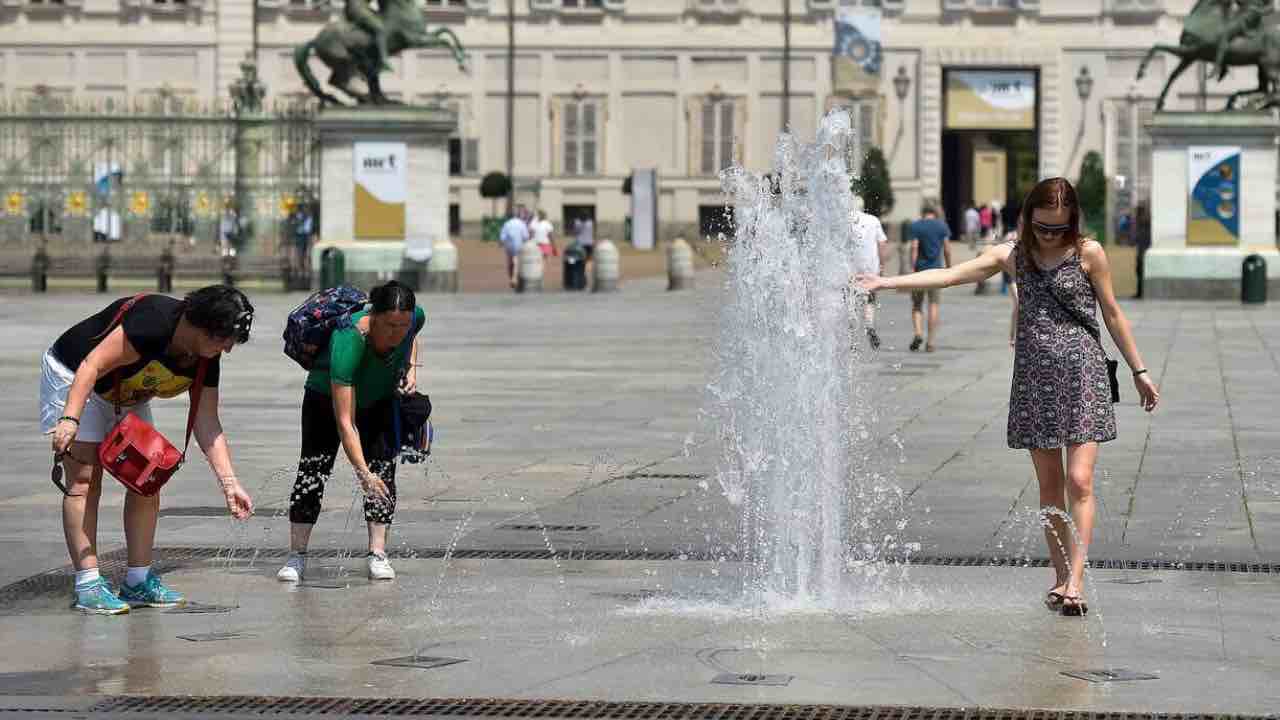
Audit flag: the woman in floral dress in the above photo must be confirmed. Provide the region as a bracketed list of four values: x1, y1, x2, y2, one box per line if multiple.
[856, 178, 1160, 616]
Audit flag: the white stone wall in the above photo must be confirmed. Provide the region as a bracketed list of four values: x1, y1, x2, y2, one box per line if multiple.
[0, 0, 1257, 232]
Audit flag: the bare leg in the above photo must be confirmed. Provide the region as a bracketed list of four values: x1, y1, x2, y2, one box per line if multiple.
[911, 308, 923, 339]
[61, 442, 104, 571]
[122, 491, 159, 568]
[1063, 442, 1099, 599]
[367, 522, 387, 555]
[289, 522, 315, 552]
[1030, 447, 1070, 595]
[926, 300, 940, 348]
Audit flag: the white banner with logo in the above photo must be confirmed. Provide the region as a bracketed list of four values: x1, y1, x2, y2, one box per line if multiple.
[354, 142, 407, 240]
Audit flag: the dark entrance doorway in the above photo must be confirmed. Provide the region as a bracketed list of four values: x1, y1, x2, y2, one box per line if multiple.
[940, 68, 1040, 236]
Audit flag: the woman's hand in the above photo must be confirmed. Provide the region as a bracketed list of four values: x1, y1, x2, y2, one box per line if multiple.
[221, 479, 254, 520]
[1135, 373, 1160, 412]
[854, 274, 889, 293]
[50, 418, 78, 455]
[359, 468, 390, 502]
[399, 369, 417, 395]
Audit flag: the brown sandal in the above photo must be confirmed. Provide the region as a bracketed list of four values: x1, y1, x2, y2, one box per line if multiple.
[1044, 591, 1065, 612]
[1060, 595, 1088, 617]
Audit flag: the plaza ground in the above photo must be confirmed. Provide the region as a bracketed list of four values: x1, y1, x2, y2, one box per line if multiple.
[0, 275, 1277, 716]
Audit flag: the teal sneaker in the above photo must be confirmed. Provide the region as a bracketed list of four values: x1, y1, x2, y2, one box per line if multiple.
[119, 572, 185, 609]
[71, 578, 130, 616]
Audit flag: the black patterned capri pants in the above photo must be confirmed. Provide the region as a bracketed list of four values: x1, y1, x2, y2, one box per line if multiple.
[289, 387, 398, 525]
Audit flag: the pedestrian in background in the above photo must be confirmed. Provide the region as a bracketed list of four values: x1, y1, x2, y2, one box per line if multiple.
[1134, 203, 1151, 299]
[499, 205, 530, 290]
[531, 208, 557, 258]
[964, 203, 981, 251]
[857, 177, 1159, 618]
[571, 213, 595, 262]
[907, 204, 952, 352]
[849, 195, 889, 350]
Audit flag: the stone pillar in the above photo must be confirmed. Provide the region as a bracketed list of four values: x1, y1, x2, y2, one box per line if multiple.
[1146, 112, 1280, 300]
[593, 238, 620, 292]
[667, 236, 694, 290]
[424, 236, 459, 293]
[517, 239, 544, 293]
[311, 107, 457, 290]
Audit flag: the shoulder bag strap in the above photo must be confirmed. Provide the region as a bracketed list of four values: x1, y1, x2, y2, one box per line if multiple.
[180, 358, 208, 462]
[98, 292, 148, 414]
[1029, 258, 1103, 346]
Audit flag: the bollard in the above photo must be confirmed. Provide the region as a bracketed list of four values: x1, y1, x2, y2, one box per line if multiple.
[157, 245, 175, 293]
[96, 249, 110, 294]
[30, 247, 49, 294]
[593, 238, 620, 293]
[424, 237, 459, 293]
[667, 237, 694, 291]
[221, 253, 237, 286]
[516, 238, 544, 293]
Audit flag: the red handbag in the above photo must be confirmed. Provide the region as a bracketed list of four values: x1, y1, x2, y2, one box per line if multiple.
[94, 294, 208, 497]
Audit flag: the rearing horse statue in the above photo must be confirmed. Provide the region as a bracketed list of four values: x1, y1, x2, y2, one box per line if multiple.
[1138, 0, 1280, 111]
[294, 0, 469, 106]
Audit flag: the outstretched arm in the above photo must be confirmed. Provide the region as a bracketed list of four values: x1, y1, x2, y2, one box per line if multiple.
[857, 243, 1009, 293]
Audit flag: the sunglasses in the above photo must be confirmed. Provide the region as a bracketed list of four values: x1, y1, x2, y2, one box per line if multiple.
[50, 452, 79, 497]
[1031, 221, 1072, 236]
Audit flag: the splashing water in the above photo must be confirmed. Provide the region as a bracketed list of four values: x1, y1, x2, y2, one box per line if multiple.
[707, 109, 913, 608]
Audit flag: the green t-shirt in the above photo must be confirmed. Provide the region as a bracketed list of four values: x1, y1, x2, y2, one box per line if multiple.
[304, 306, 425, 409]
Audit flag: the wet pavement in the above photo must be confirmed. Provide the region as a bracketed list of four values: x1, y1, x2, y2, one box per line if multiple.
[2, 275, 1279, 716]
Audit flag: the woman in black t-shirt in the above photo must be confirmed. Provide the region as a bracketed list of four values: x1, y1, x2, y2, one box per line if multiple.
[40, 286, 256, 615]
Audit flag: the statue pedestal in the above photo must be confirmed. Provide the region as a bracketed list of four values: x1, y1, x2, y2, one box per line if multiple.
[1145, 112, 1280, 300]
[312, 106, 456, 290]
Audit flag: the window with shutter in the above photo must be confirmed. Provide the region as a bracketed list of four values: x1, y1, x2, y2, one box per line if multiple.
[562, 99, 602, 176]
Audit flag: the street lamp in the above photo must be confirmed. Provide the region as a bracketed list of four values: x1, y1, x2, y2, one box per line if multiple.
[1075, 66, 1094, 102]
[889, 65, 911, 162]
[894, 65, 911, 102]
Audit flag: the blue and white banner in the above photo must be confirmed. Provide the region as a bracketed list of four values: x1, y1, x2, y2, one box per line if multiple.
[834, 9, 882, 76]
[1187, 146, 1240, 246]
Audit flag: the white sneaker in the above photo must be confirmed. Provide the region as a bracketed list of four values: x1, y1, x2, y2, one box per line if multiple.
[367, 552, 395, 580]
[276, 552, 307, 583]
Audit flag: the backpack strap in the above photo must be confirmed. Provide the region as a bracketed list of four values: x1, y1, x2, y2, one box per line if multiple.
[98, 293, 148, 412]
[180, 359, 208, 463]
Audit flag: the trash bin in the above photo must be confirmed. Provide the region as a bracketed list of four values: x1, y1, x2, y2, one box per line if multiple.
[320, 247, 346, 289]
[1242, 253, 1266, 304]
[562, 242, 587, 291]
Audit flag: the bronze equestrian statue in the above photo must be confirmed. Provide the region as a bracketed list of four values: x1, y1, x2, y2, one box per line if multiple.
[1138, 0, 1280, 111]
[294, 0, 468, 106]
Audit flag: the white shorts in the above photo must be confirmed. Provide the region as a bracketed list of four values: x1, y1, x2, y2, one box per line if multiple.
[39, 348, 152, 443]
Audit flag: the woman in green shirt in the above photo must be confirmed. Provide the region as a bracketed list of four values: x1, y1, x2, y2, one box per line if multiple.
[278, 281, 424, 582]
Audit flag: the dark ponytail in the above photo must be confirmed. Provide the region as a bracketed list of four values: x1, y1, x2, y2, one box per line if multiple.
[369, 280, 416, 315]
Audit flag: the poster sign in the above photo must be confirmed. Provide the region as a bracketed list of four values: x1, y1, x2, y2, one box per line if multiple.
[945, 70, 1036, 130]
[834, 10, 881, 75]
[354, 142, 406, 240]
[832, 9, 881, 94]
[1187, 146, 1240, 247]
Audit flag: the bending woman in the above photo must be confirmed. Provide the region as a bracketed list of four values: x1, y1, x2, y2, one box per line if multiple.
[279, 280, 424, 583]
[43, 286, 256, 615]
[857, 178, 1159, 616]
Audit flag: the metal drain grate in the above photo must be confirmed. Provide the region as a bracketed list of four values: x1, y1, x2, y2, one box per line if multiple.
[4, 548, 1278, 606]
[497, 524, 599, 532]
[73, 696, 1276, 719]
[158, 506, 233, 518]
[620, 473, 709, 480]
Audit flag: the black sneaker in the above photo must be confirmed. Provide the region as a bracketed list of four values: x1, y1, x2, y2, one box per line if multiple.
[909, 336, 923, 352]
[866, 328, 881, 351]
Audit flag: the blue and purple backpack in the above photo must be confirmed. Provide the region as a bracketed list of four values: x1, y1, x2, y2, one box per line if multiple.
[282, 285, 369, 370]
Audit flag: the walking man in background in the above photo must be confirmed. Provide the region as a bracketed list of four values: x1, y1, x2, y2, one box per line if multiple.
[500, 205, 530, 290]
[850, 195, 890, 350]
[963, 203, 981, 251]
[907, 204, 952, 352]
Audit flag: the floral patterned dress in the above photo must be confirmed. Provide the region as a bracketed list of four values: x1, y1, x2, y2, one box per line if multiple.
[1007, 242, 1117, 450]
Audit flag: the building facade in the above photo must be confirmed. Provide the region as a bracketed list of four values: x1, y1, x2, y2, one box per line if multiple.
[0, 0, 1256, 244]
